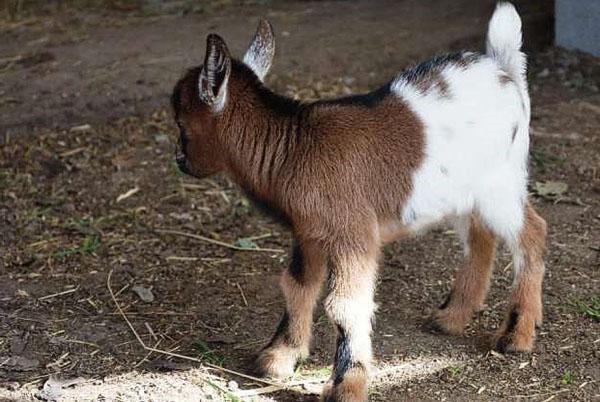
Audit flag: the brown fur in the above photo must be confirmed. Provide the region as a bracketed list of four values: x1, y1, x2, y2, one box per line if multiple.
[432, 215, 496, 334]
[416, 71, 451, 98]
[496, 202, 546, 352]
[172, 52, 423, 399]
[174, 60, 425, 237]
[171, 26, 546, 401]
[257, 240, 327, 377]
[322, 365, 369, 402]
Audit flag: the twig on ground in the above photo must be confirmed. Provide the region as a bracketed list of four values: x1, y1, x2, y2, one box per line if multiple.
[236, 282, 249, 307]
[63, 338, 99, 348]
[166, 256, 199, 262]
[114, 283, 130, 297]
[509, 388, 571, 399]
[59, 146, 87, 158]
[145, 322, 158, 342]
[20, 374, 50, 389]
[232, 338, 268, 350]
[107, 269, 310, 396]
[38, 286, 80, 301]
[235, 376, 329, 397]
[156, 229, 284, 253]
[134, 339, 162, 368]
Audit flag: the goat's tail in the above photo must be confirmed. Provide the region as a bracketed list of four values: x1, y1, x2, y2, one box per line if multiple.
[486, 3, 526, 87]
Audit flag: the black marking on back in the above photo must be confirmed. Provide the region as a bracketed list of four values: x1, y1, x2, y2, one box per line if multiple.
[398, 51, 481, 84]
[313, 81, 392, 108]
[233, 60, 303, 117]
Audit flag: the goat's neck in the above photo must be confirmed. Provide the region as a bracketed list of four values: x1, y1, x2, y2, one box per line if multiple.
[222, 90, 304, 198]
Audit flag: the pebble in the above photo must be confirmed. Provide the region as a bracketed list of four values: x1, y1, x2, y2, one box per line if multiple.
[537, 68, 550, 78]
[132, 285, 155, 303]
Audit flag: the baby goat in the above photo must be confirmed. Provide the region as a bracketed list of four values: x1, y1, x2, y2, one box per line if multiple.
[171, 3, 546, 401]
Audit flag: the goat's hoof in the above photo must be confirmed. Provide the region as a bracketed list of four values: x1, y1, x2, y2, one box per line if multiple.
[494, 331, 534, 354]
[426, 308, 469, 336]
[321, 367, 368, 402]
[494, 307, 537, 353]
[423, 318, 447, 334]
[494, 321, 535, 353]
[255, 345, 302, 379]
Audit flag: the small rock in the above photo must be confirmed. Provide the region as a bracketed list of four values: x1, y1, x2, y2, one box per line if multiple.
[132, 285, 154, 303]
[227, 380, 239, 391]
[169, 212, 193, 222]
[37, 376, 86, 401]
[536, 68, 550, 78]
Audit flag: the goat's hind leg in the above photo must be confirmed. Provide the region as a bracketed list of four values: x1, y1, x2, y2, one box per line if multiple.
[256, 240, 327, 378]
[495, 202, 546, 352]
[429, 215, 496, 335]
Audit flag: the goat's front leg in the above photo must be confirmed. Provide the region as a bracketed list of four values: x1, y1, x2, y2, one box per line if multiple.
[322, 248, 378, 402]
[256, 240, 327, 378]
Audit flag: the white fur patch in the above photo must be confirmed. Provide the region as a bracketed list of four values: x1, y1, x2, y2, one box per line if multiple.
[243, 41, 273, 82]
[393, 55, 529, 247]
[324, 256, 377, 366]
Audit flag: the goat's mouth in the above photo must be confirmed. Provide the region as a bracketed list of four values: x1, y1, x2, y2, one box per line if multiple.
[175, 156, 213, 179]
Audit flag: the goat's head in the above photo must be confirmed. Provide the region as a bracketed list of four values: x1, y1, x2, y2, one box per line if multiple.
[171, 19, 275, 178]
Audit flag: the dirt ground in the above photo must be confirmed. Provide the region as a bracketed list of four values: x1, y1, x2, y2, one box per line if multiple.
[0, 1, 599, 401]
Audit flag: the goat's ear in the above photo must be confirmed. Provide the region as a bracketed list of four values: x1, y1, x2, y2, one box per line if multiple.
[243, 18, 275, 82]
[199, 34, 231, 111]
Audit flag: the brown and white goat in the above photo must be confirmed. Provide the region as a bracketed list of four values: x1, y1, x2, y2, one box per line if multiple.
[171, 3, 546, 401]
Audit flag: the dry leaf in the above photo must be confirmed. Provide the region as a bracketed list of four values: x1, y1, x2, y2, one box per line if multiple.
[116, 187, 140, 203]
[533, 181, 568, 199]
